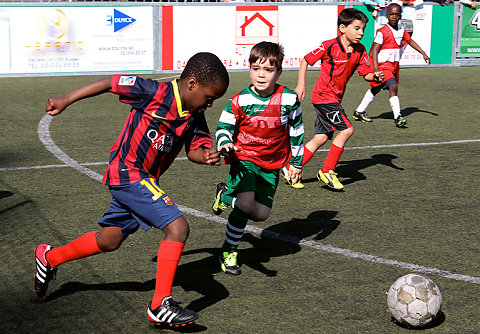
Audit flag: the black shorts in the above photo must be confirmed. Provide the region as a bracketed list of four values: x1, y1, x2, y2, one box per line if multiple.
[313, 103, 352, 139]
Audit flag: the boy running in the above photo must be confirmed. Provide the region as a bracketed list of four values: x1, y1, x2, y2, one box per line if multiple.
[212, 42, 304, 274]
[294, 8, 384, 190]
[353, 3, 430, 127]
[33, 52, 229, 327]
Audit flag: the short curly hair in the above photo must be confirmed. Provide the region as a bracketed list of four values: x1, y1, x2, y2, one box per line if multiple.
[180, 52, 229, 88]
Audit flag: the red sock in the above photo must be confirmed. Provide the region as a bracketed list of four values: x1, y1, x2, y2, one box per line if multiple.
[322, 143, 344, 173]
[46, 231, 103, 268]
[151, 240, 184, 309]
[301, 147, 315, 166]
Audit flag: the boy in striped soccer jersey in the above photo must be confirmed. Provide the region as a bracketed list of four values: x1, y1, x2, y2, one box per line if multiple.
[33, 52, 228, 327]
[212, 42, 304, 275]
[354, 3, 430, 127]
[295, 8, 384, 191]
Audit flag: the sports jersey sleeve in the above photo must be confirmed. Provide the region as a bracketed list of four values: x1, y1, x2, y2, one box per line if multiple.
[373, 30, 384, 45]
[215, 99, 237, 149]
[304, 42, 327, 66]
[184, 115, 213, 152]
[111, 75, 160, 111]
[282, 88, 304, 168]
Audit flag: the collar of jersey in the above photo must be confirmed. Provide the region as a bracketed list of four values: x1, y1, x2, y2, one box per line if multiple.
[171, 79, 189, 118]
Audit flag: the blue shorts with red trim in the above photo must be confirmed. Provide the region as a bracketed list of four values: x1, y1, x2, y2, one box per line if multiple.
[98, 178, 183, 238]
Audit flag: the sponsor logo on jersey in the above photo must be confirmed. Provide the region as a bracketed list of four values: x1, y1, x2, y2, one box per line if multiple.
[118, 76, 136, 86]
[107, 9, 136, 32]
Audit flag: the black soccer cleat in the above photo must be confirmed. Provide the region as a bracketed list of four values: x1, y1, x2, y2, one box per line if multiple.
[33, 244, 57, 298]
[394, 116, 408, 128]
[353, 110, 372, 123]
[147, 297, 198, 327]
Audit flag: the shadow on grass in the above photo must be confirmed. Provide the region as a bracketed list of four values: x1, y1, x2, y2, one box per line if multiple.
[300, 154, 403, 188]
[236, 210, 340, 277]
[44, 211, 339, 320]
[390, 310, 446, 330]
[372, 107, 438, 120]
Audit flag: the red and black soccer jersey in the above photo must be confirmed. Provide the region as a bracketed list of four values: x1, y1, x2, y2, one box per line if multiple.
[102, 75, 212, 186]
[304, 37, 371, 104]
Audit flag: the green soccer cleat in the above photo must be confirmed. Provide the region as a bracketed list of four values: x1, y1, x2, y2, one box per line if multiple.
[353, 110, 372, 123]
[212, 182, 228, 215]
[317, 170, 344, 190]
[219, 251, 241, 275]
[280, 167, 305, 189]
[394, 116, 407, 128]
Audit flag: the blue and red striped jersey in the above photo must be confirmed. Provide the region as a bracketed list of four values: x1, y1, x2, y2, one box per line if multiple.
[304, 37, 371, 104]
[102, 75, 212, 186]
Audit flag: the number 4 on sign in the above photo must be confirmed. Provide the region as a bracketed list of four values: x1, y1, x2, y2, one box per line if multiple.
[471, 10, 480, 30]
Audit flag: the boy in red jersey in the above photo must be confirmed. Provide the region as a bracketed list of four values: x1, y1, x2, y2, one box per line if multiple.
[295, 8, 384, 191]
[212, 42, 304, 274]
[353, 3, 430, 127]
[33, 52, 229, 327]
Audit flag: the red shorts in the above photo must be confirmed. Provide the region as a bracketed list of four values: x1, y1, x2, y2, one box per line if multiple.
[370, 62, 400, 88]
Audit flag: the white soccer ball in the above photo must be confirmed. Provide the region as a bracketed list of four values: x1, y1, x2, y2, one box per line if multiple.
[387, 273, 442, 327]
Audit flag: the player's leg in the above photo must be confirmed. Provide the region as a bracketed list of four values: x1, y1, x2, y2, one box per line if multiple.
[148, 216, 198, 327]
[386, 80, 406, 127]
[218, 161, 257, 275]
[317, 104, 353, 190]
[249, 168, 277, 222]
[33, 199, 134, 298]
[220, 191, 253, 275]
[354, 88, 376, 123]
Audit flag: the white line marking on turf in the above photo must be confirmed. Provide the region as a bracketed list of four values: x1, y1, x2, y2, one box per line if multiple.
[3, 138, 479, 172]
[31, 114, 480, 285]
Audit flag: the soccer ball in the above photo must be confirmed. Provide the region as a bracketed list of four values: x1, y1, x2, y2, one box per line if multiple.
[387, 273, 442, 327]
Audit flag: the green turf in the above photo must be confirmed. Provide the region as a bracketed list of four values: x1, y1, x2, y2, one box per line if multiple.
[1, 67, 479, 333]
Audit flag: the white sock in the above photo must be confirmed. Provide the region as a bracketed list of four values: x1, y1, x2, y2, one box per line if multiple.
[389, 96, 401, 119]
[356, 89, 375, 113]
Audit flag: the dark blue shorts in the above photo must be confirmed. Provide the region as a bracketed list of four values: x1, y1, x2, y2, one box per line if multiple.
[313, 103, 352, 139]
[98, 178, 183, 238]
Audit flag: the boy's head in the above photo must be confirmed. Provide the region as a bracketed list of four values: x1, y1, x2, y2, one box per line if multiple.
[180, 52, 229, 115]
[338, 8, 369, 27]
[248, 42, 284, 97]
[386, 3, 402, 26]
[337, 8, 369, 45]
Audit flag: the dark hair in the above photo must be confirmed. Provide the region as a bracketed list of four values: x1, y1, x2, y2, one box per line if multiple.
[338, 8, 369, 27]
[180, 52, 229, 87]
[387, 3, 402, 12]
[249, 41, 284, 71]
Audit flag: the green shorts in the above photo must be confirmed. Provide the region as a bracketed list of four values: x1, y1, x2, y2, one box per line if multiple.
[225, 160, 279, 209]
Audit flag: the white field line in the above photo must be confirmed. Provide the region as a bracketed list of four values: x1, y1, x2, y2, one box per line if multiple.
[15, 114, 480, 285]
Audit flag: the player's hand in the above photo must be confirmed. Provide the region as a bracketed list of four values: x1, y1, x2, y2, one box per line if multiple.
[424, 55, 431, 65]
[204, 148, 221, 166]
[288, 166, 303, 185]
[294, 85, 306, 101]
[45, 96, 69, 116]
[373, 71, 384, 83]
[219, 143, 241, 157]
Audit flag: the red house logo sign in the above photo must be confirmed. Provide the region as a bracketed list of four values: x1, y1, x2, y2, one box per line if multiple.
[236, 6, 279, 46]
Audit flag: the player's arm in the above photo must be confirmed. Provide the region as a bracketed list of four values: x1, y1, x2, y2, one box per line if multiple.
[409, 40, 431, 65]
[187, 148, 221, 166]
[370, 42, 382, 72]
[45, 77, 112, 116]
[287, 98, 304, 185]
[294, 59, 309, 101]
[215, 102, 241, 156]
